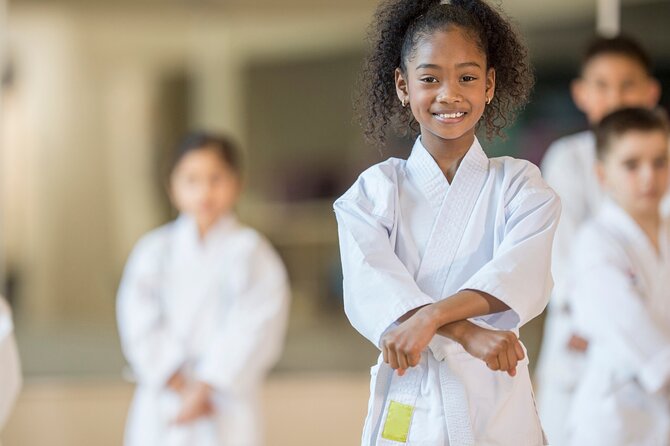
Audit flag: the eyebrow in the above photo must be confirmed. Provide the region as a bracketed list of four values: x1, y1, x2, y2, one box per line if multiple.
[415, 61, 483, 70]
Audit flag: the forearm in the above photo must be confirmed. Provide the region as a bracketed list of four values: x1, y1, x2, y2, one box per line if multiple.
[415, 289, 509, 329]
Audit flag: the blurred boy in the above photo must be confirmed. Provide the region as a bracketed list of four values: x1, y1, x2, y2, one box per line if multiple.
[567, 107, 670, 445]
[536, 35, 661, 445]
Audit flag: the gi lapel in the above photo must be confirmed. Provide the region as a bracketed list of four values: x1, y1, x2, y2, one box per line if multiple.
[415, 137, 489, 300]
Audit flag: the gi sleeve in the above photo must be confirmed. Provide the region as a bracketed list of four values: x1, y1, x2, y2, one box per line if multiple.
[116, 234, 187, 389]
[571, 230, 670, 395]
[193, 237, 290, 393]
[541, 141, 588, 309]
[460, 161, 561, 330]
[0, 298, 21, 430]
[334, 167, 434, 349]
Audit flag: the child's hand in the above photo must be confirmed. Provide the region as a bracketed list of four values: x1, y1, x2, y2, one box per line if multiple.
[441, 320, 524, 377]
[381, 307, 438, 377]
[567, 334, 589, 352]
[167, 371, 188, 395]
[173, 381, 215, 424]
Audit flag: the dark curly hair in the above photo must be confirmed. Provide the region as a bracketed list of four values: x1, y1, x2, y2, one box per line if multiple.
[356, 0, 534, 147]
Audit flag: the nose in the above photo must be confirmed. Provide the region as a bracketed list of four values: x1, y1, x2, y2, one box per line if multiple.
[639, 163, 655, 188]
[436, 79, 462, 103]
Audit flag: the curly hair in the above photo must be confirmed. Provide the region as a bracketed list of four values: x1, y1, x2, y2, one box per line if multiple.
[356, 0, 534, 147]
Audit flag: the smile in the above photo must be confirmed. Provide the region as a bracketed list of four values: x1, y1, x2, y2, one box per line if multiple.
[433, 112, 465, 119]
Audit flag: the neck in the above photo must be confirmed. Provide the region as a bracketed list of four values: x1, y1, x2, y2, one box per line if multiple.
[422, 134, 474, 183]
[630, 210, 661, 253]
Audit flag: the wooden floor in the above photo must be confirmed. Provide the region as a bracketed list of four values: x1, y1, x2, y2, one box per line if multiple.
[1, 373, 370, 446]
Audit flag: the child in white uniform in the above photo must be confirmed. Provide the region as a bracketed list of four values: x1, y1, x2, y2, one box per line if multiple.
[566, 107, 670, 445]
[0, 296, 21, 440]
[117, 132, 290, 446]
[536, 36, 661, 445]
[335, 0, 560, 444]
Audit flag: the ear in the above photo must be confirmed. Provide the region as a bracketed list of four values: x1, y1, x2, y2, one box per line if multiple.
[646, 77, 661, 107]
[486, 67, 496, 100]
[571, 78, 588, 114]
[395, 68, 409, 104]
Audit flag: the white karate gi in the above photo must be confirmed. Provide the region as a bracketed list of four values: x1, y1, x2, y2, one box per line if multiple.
[566, 200, 670, 446]
[335, 137, 560, 446]
[0, 297, 21, 437]
[535, 131, 603, 446]
[117, 214, 290, 446]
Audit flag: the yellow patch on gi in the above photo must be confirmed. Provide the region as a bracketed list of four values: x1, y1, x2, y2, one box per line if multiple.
[381, 400, 414, 442]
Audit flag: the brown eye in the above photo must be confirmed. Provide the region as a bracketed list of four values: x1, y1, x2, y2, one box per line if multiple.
[653, 156, 668, 169]
[623, 160, 638, 171]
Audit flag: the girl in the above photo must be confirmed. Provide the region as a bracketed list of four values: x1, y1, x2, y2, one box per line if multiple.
[117, 132, 290, 446]
[334, 1, 560, 444]
[566, 108, 670, 446]
[0, 296, 20, 439]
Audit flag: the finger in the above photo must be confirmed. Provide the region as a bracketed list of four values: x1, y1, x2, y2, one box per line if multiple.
[382, 344, 389, 364]
[388, 347, 400, 370]
[514, 339, 525, 361]
[397, 351, 409, 371]
[407, 351, 421, 367]
[507, 367, 517, 377]
[498, 350, 509, 373]
[506, 343, 519, 371]
[486, 356, 500, 371]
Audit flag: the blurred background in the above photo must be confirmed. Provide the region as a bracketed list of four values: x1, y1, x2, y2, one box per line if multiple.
[0, 0, 669, 444]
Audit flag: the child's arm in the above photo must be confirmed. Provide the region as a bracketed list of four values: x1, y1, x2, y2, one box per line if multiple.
[117, 237, 187, 389]
[191, 237, 290, 395]
[571, 233, 670, 395]
[381, 164, 560, 373]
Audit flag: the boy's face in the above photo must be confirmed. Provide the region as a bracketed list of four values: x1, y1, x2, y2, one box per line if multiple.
[572, 53, 660, 125]
[597, 129, 669, 218]
[170, 147, 240, 229]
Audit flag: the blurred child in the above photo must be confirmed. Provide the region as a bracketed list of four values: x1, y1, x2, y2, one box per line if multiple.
[335, 0, 560, 443]
[536, 35, 661, 445]
[117, 132, 290, 446]
[566, 107, 670, 445]
[0, 296, 21, 439]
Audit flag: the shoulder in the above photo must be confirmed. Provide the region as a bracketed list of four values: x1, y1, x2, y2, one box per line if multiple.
[132, 223, 173, 255]
[334, 158, 405, 220]
[489, 156, 559, 209]
[230, 223, 283, 264]
[574, 218, 627, 267]
[124, 223, 176, 269]
[541, 131, 594, 171]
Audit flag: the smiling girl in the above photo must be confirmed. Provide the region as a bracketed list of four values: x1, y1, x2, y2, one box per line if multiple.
[334, 0, 560, 444]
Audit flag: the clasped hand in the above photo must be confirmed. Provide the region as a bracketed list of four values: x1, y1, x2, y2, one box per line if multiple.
[381, 307, 525, 377]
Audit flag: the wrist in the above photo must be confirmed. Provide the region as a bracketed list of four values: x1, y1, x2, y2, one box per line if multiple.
[416, 304, 440, 332]
[440, 320, 470, 343]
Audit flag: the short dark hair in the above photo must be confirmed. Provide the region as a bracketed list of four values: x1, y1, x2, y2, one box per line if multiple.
[357, 0, 533, 147]
[595, 107, 669, 160]
[582, 35, 652, 75]
[171, 131, 240, 174]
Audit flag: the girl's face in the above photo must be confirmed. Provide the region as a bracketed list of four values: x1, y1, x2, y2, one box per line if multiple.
[395, 27, 495, 153]
[597, 129, 669, 218]
[170, 147, 240, 230]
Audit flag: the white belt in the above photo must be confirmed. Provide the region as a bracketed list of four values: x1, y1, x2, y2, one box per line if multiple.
[370, 351, 474, 446]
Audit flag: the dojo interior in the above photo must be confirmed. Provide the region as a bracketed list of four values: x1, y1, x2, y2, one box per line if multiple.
[1, 0, 669, 444]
